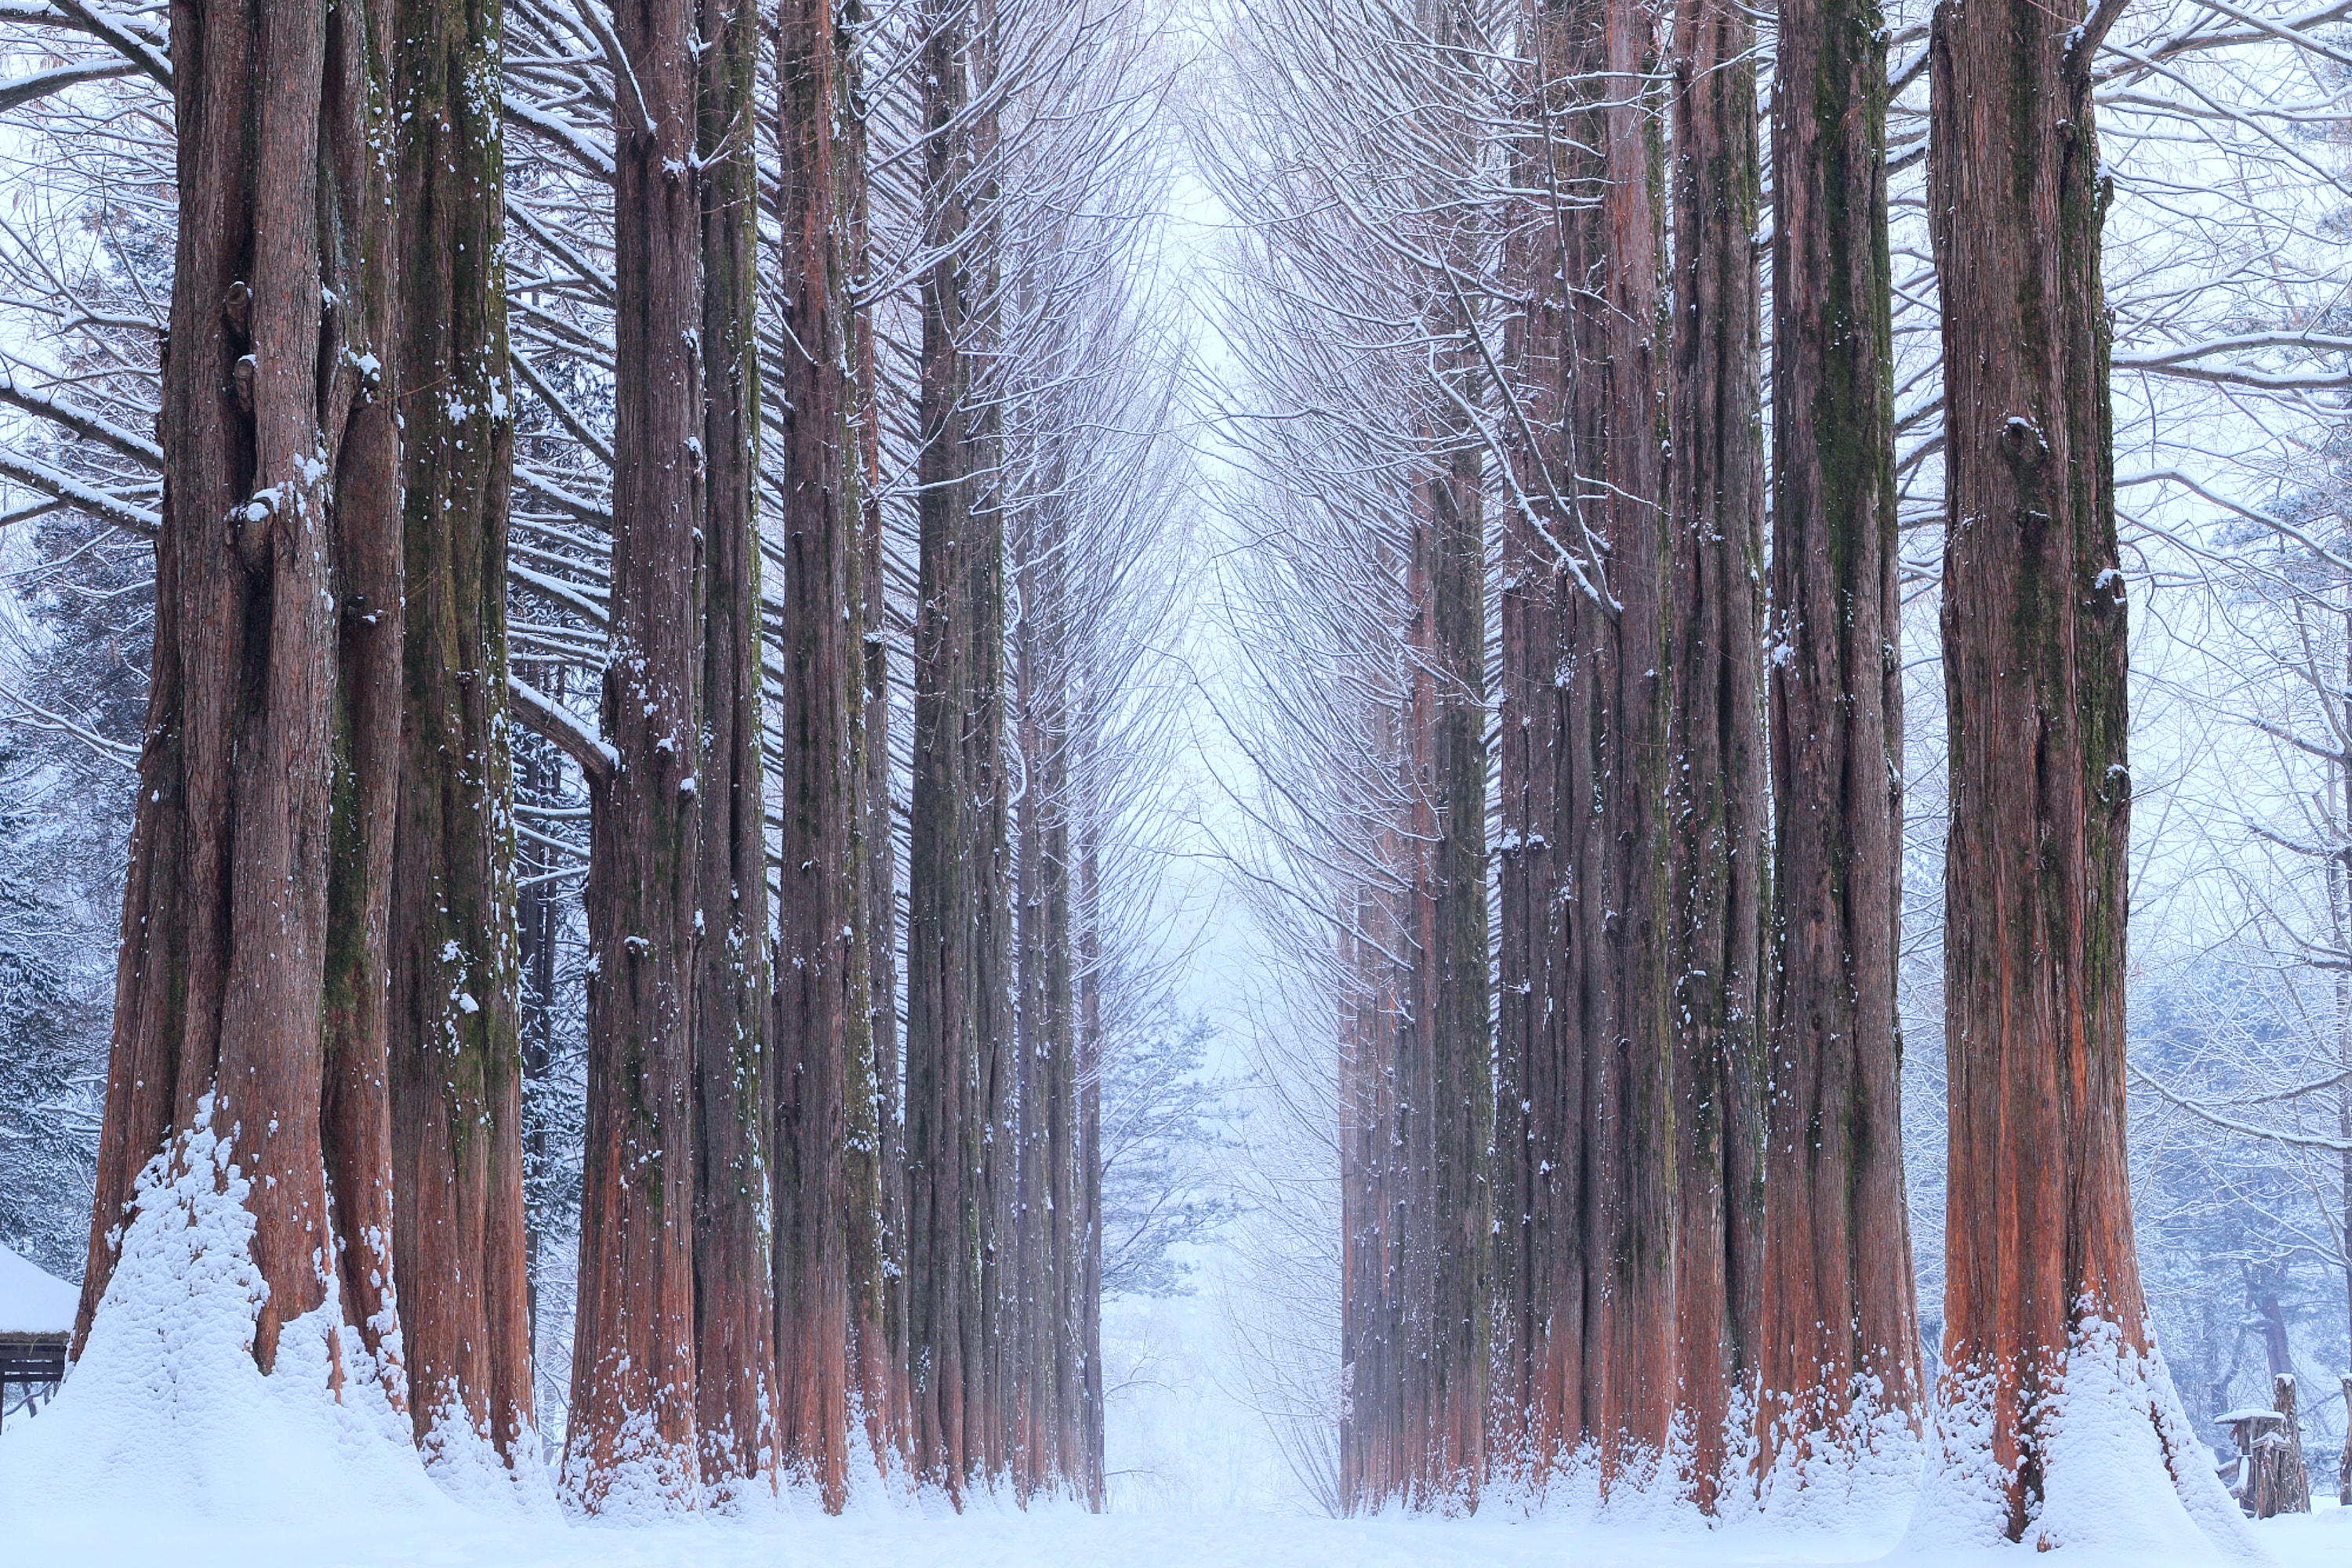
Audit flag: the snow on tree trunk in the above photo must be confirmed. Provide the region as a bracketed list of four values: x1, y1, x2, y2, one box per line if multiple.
[77, 0, 407, 1417]
[772, 0, 872, 1508]
[387, 0, 540, 1494]
[1923, 0, 2235, 1547]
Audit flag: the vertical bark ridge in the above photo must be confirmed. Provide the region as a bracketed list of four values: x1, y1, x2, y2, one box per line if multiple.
[1665, 0, 1767, 1503]
[387, 0, 537, 1476]
[694, 0, 779, 1497]
[563, 0, 707, 1506]
[1760, 0, 1921, 1483]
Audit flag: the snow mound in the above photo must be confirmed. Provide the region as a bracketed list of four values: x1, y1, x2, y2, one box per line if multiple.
[0, 1101, 456, 1529]
[0, 1238, 78, 1334]
[1907, 1309, 2264, 1563]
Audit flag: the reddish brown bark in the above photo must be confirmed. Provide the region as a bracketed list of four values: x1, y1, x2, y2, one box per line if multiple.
[1492, 0, 1679, 1489]
[1666, 0, 1767, 1503]
[1565, 0, 1675, 1478]
[562, 0, 706, 1507]
[76, 0, 405, 1400]
[772, 0, 863, 1507]
[1929, 0, 2143, 1538]
[1759, 0, 1920, 1476]
[387, 0, 535, 1474]
[1337, 339, 1490, 1512]
[905, 0, 1007, 1497]
[691, 0, 780, 1497]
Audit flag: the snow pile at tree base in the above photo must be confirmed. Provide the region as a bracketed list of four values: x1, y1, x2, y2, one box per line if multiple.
[1905, 1313, 2261, 1562]
[0, 1110, 455, 1529]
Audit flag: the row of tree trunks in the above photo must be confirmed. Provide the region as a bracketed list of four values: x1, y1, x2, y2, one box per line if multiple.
[1759, 0, 1921, 1474]
[387, 0, 535, 1478]
[73, 0, 1104, 1517]
[1929, 0, 2141, 1541]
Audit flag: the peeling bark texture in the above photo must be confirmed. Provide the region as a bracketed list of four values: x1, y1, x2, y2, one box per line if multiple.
[76, 0, 406, 1406]
[1929, 0, 2142, 1539]
[1665, 0, 1768, 1501]
[562, 0, 707, 1507]
[387, 0, 536, 1474]
[1759, 0, 1921, 1477]
[904, 0, 1007, 1498]
[692, 0, 780, 1499]
[772, 0, 866, 1508]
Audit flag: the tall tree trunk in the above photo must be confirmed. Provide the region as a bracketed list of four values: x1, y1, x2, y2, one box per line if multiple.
[1930, 0, 2145, 1539]
[562, 0, 706, 1505]
[905, 0, 1005, 1497]
[387, 0, 536, 1479]
[1493, 0, 1675, 1490]
[1491, 0, 1577, 1479]
[1420, 424, 1492, 1508]
[693, 0, 779, 1498]
[1665, 0, 1766, 1504]
[1759, 0, 1920, 1479]
[76, 0, 405, 1410]
[1559, 0, 1675, 1480]
[1011, 530, 1047, 1497]
[773, 0, 866, 1507]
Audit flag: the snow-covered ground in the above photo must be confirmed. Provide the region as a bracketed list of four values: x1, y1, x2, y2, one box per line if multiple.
[9, 1479, 2347, 1568]
[5, 1201, 2345, 1568]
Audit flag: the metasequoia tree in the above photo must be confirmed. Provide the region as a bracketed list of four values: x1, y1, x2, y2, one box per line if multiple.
[901, 0, 1010, 1494]
[1546, 0, 1679, 1482]
[773, 0, 881, 1508]
[387, 0, 537, 1481]
[1490, 0, 1576, 1483]
[691, 0, 779, 1498]
[1928, 0, 2150, 1539]
[1756, 0, 1919, 1481]
[71, 0, 408, 1410]
[561, 0, 713, 1504]
[1664, 0, 1767, 1501]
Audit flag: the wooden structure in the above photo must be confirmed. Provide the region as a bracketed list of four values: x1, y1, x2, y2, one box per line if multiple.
[0, 1242, 76, 1432]
[0, 1328, 67, 1431]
